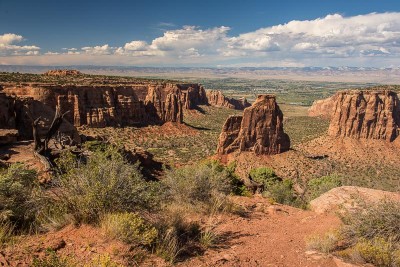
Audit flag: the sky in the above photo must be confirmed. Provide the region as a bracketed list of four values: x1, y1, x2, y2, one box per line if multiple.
[1, 0, 400, 67]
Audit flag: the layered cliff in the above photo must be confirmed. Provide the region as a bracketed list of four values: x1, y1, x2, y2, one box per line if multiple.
[2, 83, 188, 128]
[217, 95, 290, 155]
[328, 90, 400, 142]
[308, 94, 337, 119]
[206, 90, 251, 110]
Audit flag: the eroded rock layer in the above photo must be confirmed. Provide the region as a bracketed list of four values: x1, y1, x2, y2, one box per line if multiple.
[206, 90, 250, 110]
[308, 94, 338, 119]
[1, 83, 195, 127]
[217, 95, 290, 155]
[328, 90, 400, 142]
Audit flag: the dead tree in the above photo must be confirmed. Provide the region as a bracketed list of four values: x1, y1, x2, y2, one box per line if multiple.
[25, 104, 69, 172]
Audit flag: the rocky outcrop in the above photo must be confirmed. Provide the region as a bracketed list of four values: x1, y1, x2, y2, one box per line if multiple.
[0, 92, 16, 129]
[0, 129, 18, 145]
[328, 90, 400, 142]
[217, 95, 290, 155]
[180, 84, 208, 109]
[206, 90, 251, 110]
[310, 186, 400, 214]
[308, 94, 337, 119]
[216, 115, 243, 155]
[43, 69, 82, 76]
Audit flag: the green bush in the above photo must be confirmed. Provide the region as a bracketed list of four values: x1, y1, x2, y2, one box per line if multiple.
[162, 160, 231, 210]
[249, 167, 280, 188]
[264, 179, 297, 205]
[307, 175, 342, 200]
[0, 163, 38, 230]
[101, 212, 158, 246]
[49, 146, 163, 224]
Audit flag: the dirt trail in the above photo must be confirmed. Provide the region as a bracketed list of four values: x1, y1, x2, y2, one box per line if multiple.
[179, 196, 341, 267]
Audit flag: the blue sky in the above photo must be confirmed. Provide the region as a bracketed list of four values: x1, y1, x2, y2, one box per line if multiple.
[1, 0, 400, 67]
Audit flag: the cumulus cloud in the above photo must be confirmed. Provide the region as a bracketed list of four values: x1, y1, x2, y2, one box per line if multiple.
[0, 33, 40, 56]
[3, 12, 400, 66]
[81, 44, 114, 55]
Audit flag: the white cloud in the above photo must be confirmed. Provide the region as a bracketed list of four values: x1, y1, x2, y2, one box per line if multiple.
[0, 33, 24, 45]
[3, 12, 400, 67]
[0, 33, 40, 56]
[81, 44, 113, 55]
[123, 41, 149, 51]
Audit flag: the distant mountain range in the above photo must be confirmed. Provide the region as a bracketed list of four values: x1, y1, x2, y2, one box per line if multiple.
[1, 65, 399, 83]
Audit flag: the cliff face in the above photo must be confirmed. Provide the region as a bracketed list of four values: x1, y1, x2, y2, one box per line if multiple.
[328, 90, 400, 142]
[0, 92, 16, 129]
[308, 94, 338, 119]
[217, 95, 290, 155]
[206, 90, 251, 110]
[2, 83, 190, 128]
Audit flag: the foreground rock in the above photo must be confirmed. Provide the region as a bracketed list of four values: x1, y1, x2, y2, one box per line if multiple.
[328, 90, 400, 141]
[217, 94, 290, 155]
[310, 186, 400, 214]
[206, 90, 250, 110]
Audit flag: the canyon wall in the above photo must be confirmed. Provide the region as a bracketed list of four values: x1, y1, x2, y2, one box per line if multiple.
[206, 90, 251, 110]
[308, 94, 337, 119]
[217, 95, 290, 155]
[328, 90, 400, 142]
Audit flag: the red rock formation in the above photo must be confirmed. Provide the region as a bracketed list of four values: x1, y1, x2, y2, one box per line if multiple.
[308, 94, 338, 119]
[217, 95, 290, 155]
[206, 90, 251, 110]
[0, 92, 16, 129]
[216, 115, 243, 154]
[179, 84, 208, 109]
[328, 90, 400, 141]
[43, 69, 82, 76]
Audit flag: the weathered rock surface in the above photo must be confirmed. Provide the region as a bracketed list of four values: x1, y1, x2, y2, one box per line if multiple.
[43, 69, 82, 76]
[1, 81, 214, 128]
[206, 90, 251, 110]
[0, 92, 16, 129]
[0, 129, 18, 145]
[310, 186, 400, 214]
[328, 90, 400, 141]
[308, 94, 337, 119]
[217, 95, 290, 155]
[216, 115, 243, 155]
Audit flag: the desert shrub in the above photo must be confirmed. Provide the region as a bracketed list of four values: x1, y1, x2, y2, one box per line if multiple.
[340, 200, 400, 242]
[162, 160, 232, 211]
[353, 238, 395, 267]
[49, 146, 163, 224]
[0, 163, 38, 230]
[32, 251, 74, 267]
[85, 253, 123, 267]
[264, 179, 297, 205]
[249, 167, 280, 188]
[324, 200, 400, 266]
[0, 222, 14, 245]
[101, 212, 158, 246]
[226, 161, 251, 196]
[155, 212, 201, 263]
[307, 174, 342, 200]
[306, 230, 340, 253]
